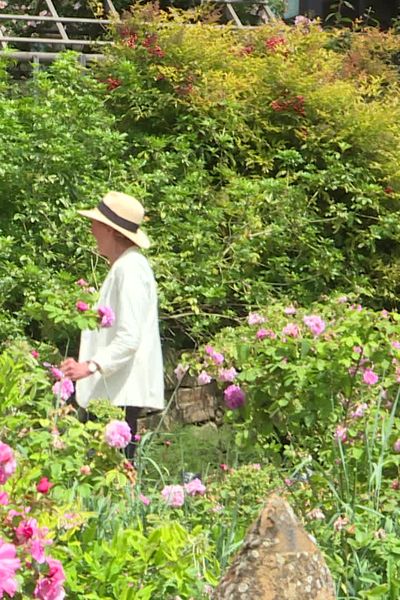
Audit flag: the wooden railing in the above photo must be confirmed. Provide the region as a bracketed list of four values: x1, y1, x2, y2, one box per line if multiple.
[0, 0, 277, 64]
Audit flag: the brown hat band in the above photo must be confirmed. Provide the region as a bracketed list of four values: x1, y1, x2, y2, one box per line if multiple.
[98, 201, 139, 232]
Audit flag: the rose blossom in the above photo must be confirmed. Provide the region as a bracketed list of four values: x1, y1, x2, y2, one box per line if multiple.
[104, 420, 132, 449]
[49, 367, 63, 380]
[363, 369, 379, 385]
[76, 278, 88, 287]
[52, 379, 74, 401]
[351, 403, 368, 419]
[174, 363, 188, 382]
[75, 300, 89, 312]
[247, 312, 266, 325]
[0, 491, 8, 506]
[184, 478, 206, 496]
[34, 557, 65, 600]
[36, 477, 53, 494]
[307, 508, 325, 520]
[97, 305, 115, 328]
[0, 442, 16, 485]
[80, 465, 91, 476]
[0, 539, 20, 598]
[161, 484, 185, 507]
[282, 323, 299, 338]
[204, 346, 224, 365]
[218, 367, 237, 382]
[303, 315, 325, 336]
[393, 439, 400, 453]
[197, 371, 212, 385]
[224, 385, 246, 409]
[256, 328, 276, 340]
[333, 516, 349, 531]
[31, 350, 39, 359]
[334, 425, 347, 444]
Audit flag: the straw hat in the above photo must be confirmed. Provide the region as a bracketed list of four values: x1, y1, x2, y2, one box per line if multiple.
[78, 191, 150, 249]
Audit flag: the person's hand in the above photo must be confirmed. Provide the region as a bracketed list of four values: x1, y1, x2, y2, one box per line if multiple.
[60, 358, 91, 381]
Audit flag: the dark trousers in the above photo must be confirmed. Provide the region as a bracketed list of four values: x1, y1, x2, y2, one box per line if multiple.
[124, 406, 141, 460]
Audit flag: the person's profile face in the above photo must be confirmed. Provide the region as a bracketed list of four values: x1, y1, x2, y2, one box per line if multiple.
[91, 220, 114, 258]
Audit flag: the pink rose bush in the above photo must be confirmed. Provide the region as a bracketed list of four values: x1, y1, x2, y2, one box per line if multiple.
[52, 379, 74, 402]
[0, 444, 65, 599]
[104, 420, 132, 449]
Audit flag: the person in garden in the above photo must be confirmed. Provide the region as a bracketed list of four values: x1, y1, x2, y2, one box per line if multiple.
[61, 191, 164, 459]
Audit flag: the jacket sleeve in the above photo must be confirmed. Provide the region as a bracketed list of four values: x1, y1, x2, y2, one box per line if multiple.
[91, 266, 149, 377]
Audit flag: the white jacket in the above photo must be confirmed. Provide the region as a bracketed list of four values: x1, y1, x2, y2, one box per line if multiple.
[76, 248, 164, 410]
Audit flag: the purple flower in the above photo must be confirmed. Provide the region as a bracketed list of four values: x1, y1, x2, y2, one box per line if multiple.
[392, 341, 400, 350]
[282, 323, 299, 338]
[52, 378, 74, 401]
[139, 493, 151, 506]
[224, 385, 246, 409]
[247, 312, 266, 326]
[363, 369, 379, 385]
[97, 305, 115, 328]
[393, 439, 400, 453]
[104, 420, 131, 448]
[353, 346, 363, 354]
[284, 306, 296, 315]
[76, 300, 89, 312]
[338, 295, 348, 303]
[197, 371, 212, 385]
[0, 442, 16, 485]
[184, 478, 206, 496]
[218, 367, 237, 382]
[161, 484, 185, 507]
[303, 315, 326, 336]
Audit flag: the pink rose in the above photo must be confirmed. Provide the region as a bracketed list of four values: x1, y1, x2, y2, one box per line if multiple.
[282, 323, 299, 338]
[80, 465, 91, 476]
[184, 478, 206, 496]
[197, 370, 212, 385]
[0, 442, 16, 484]
[31, 350, 39, 359]
[139, 494, 151, 506]
[104, 420, 131, 449]
[97, 305, 115, 328]
[303, 315, 326, 336]
[0, 491, 9, 506]
[224, 385, 245, 409]
[161, 484, 185, 507]
[34, 557, 65, 600]
[363, 369, 379, 385]
[75, 301, 89, 312]
[247, 312, 266, 325]
[0, 539, 21, 598]
[76, 278, 88, 287]
[36, 477, 53, 494]
[52, 379, 74, 401]
[218, 367, 237, 382]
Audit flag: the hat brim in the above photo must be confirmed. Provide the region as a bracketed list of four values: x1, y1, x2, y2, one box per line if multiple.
[78, 207, 151, 249]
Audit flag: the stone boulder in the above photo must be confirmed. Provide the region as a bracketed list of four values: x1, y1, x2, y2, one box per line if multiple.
[213, 494, 336, 600]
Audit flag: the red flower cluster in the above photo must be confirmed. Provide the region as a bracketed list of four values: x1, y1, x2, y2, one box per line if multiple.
[271, 95, 305, 116]
[240, 45, 254, 56]
[106, 77, 122, 91]
[265, 36, 286, 51]
[142, 33, 165, 58]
